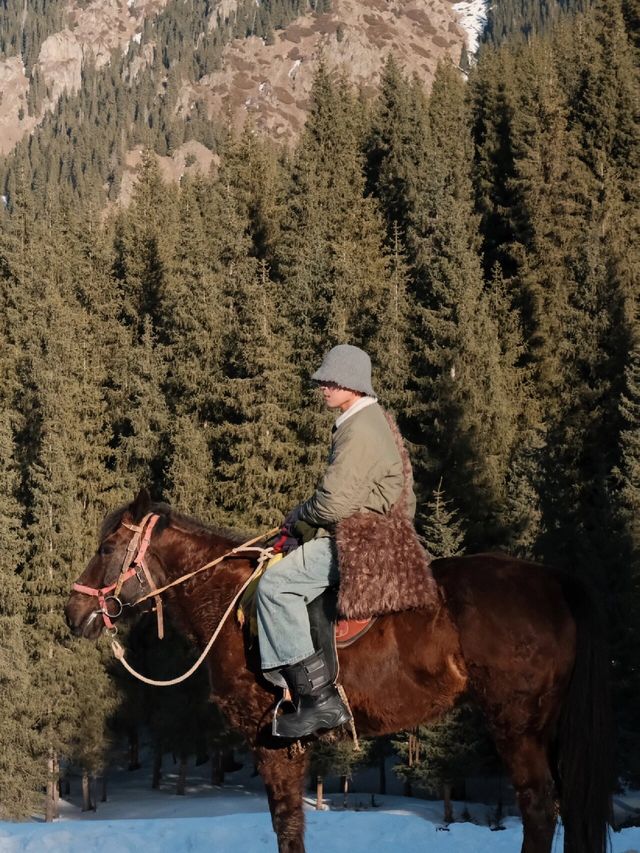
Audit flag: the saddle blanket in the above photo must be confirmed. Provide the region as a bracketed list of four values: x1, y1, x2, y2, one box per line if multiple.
[237, 554, 375, 650]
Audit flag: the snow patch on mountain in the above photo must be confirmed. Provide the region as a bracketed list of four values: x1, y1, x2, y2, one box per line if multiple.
[452, 0, 488, 55]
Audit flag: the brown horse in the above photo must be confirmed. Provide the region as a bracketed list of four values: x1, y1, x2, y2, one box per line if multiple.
[65, 490, 613, 853]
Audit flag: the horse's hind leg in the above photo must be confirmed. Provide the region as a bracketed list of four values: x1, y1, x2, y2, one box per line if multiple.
[255, 743, 309, 853]
[496, 734, 557, 853]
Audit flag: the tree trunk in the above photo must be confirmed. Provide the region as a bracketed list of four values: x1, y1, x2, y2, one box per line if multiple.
[316, 775, 324, 810]
[81, 770, 95, 812]
[45, 752, 56, 822]
[379, 752, 386, 795]
[403, 779, 413, 798]
[128, 728, 141, 771]
[195, 736, 208, 767]
[443, 782, 454, 824]
[340, 775, 349, 808]
[211, 749, 224, 786]
[53, 753, 60, 818]
[222, 748, 241, 772]
[152, 745, 162, 790]
[101, 774, 108, 803]
[176, 753, 188, 795]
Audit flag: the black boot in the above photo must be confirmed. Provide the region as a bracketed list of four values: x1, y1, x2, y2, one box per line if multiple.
[273, 649, 351, 739]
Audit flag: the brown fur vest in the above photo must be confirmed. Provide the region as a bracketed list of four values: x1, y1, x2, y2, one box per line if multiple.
[335, 411, 439, 620]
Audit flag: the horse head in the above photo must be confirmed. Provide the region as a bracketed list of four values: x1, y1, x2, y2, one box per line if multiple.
[65, 487, 169, 639]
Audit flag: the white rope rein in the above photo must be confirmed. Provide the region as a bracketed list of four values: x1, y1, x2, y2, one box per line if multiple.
[110, 544, 274, 687]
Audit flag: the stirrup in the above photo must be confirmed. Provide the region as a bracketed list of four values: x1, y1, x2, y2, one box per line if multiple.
[271, 689, 296, 737]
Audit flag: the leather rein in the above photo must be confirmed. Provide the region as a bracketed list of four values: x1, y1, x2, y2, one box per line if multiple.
[73, 513, 279, 640]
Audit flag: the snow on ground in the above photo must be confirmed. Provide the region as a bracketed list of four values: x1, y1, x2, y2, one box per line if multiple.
[0, 760, 639, 852]
[453, 0, 489, 55]
[2, 811, 640, 853]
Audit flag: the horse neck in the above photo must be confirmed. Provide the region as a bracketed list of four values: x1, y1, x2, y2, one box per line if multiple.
[152, 524, 255, 643]
[155, 523, 254, 596]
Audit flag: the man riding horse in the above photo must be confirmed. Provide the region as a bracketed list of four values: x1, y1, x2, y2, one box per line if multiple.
[256, 344, 417, 739]
[66, 339, 613, 853]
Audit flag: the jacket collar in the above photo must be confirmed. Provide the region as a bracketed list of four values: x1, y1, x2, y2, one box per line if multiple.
[334, 396, 378, 430]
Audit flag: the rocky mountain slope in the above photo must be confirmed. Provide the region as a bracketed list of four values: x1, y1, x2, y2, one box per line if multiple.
[0, 0, 472, 158]
[192, 0, 467, 139]
[0, 0, 169, 155]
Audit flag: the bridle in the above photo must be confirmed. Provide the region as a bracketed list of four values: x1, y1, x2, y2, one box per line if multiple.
[72, 516, 281, 686]
[72, 513, 165, 637]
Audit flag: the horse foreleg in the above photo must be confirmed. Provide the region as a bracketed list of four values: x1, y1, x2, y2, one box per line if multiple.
[498, 735, 557, 853]
[255, 743, 309, 853]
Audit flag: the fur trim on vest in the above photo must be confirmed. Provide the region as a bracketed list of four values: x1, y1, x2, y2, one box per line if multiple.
[336, 411, 438, 619]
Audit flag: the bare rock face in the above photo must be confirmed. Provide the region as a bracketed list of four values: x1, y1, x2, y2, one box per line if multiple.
[38, 30, 85, 104]
[0, 57, 37, 155]
[0, 0, 170, 154]
[67, 0, 168, 68]
[209, 0, 241, 30]
[194, 0, 466, 140]
[37, 0, 170, 93]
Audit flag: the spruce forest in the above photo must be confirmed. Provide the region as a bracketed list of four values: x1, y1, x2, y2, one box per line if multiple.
[0, 0, 639, 820]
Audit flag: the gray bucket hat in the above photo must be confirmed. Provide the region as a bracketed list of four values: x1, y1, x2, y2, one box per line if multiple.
[311, 344, 376, 397]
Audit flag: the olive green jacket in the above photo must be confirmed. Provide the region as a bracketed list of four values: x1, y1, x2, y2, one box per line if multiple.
[297, 402, 416, 532]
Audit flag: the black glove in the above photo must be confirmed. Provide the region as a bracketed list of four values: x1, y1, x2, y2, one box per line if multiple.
[272, 507, 303, 554]
[291, 519, 317, 544]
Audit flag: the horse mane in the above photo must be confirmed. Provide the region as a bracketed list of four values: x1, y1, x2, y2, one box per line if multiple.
[99, 502, 253, 546]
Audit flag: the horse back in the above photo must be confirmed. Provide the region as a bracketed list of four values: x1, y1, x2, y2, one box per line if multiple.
[432, 552, 575, 642]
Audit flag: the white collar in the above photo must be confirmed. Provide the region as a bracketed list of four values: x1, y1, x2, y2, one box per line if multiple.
[335, 396, 377, 429]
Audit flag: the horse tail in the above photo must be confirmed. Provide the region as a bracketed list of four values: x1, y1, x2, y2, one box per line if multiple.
[555, 575, 614, 853]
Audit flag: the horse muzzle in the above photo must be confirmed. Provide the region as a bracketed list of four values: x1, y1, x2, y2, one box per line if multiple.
[65, 592, 111, 639]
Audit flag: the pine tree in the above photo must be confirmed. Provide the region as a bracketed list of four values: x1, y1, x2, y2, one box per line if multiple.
[212, 259, 305, 528]
[469, 45, 519, 279]
[309, 736, 370, 807]
[407, 62, 526, 547]
[530, 7, 640, 582]
[160, 173, 227, 421]
[166, 415, 217, 522]
[111, 317, 171, 498]
[0, 411, 42, 818]
[12, 205, 118, 817]
[419, 481, 465, 558]
[393, 705, 496, 823]
[372, 224, 412, 413]
[110, 156, 177, 498]
[565, 0, 640, 209]
[277, 65, 414, 493]
[506, 40, 593, 411]
[223, 127, 286, 268]
[366, 55, 430, 244]
[115, 151, 179, 339]
[612, 325, 640, 782]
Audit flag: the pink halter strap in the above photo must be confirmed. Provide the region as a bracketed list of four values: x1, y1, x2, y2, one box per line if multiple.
[72, 513, 162, 634]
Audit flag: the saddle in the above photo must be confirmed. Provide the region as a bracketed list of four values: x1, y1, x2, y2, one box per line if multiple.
[237, 572, 375, 687]
[307, 588, 376, 683]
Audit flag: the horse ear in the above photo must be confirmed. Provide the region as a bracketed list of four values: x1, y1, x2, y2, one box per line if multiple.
[130, 487, 151, 522]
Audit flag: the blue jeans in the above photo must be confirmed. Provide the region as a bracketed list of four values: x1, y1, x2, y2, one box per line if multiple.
[256, 537, 339, 670]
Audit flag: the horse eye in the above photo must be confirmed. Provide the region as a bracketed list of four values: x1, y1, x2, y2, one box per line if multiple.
[98, 543, 115, 557]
